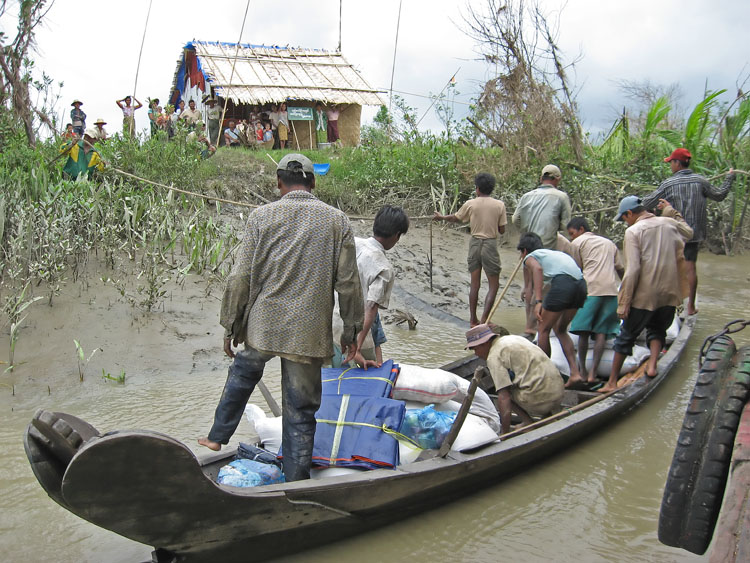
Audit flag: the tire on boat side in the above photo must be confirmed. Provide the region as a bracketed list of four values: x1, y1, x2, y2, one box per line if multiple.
[658, 337, 750, 555]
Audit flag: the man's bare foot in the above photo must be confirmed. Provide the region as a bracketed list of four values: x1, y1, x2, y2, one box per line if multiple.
[645, 367, 658, 378]
[586, 372, 599, 385]
[598, 383, 618, 393]
[687, 307, 699, 316]
[198, 437, 221, 451]
[565, 374, 586, 389]
[470, 319, 480, 328]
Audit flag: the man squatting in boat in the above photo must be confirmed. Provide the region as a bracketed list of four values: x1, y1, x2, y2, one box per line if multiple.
[198, 154, 365, 481]
[465, 324, 564, 434]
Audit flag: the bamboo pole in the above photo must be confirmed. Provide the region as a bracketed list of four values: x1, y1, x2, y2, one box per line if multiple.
[485, 258, 523, 325]
[215, 0, 251, 147]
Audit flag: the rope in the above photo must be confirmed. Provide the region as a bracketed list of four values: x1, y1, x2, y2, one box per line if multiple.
[129, 0, 153, 136]
[215, 0, 252, 146]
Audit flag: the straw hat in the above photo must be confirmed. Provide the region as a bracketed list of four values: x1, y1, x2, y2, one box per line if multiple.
[71, 99, 83, 106]
[94, 118, 107, 125]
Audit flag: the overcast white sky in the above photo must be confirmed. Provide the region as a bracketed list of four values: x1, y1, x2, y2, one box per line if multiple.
[4, 0, 748, 138]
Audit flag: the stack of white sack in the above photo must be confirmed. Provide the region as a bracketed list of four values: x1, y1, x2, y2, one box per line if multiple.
[392, 364, 501, 433]
[548, 335, 651, 378]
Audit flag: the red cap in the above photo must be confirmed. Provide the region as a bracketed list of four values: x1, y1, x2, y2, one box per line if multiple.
[664, 148, 692, 163]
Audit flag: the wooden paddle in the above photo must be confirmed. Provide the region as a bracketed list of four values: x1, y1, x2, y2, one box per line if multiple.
[257, 380, 281, 417]
[415, 366, 486, 461]
[485, 257, 524, 325]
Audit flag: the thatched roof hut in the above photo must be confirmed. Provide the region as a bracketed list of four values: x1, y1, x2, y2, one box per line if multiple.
[169, 41, 385, 147]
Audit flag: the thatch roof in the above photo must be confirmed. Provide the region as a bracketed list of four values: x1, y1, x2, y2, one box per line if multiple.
[177, 41, 385, 106]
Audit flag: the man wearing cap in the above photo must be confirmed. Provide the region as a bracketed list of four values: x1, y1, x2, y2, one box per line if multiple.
[641, 148, 736, 315]
[512, 164, 572, 338]
[92, 118, 108, 142]
[70, 100, 86, 137]
[199, 154, 364, 481]
[61, 129, 103, 180]
[599, 196, 693, 393]
[466, 325, 563, 434]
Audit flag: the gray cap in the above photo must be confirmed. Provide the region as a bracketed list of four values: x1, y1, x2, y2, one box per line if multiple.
[277, 153, 314, 176]
[615, 195, 642, 221]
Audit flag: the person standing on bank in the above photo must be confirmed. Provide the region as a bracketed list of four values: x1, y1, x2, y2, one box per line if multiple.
[205, 97, 221, 145]
[70, 100, 86, 137]
[434, 173, 507, 327]
[517, 232, 587, 385]
[512, 164, 572, 338]
[116, 95, 142, 137]
[641, 148, 735, 316]
[566, 217, 624, 386]
[198, 154, 364, 482]
[599, 196, 693, 393]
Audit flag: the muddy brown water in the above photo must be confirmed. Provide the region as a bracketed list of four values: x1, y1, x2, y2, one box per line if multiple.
[1, 227, 749, 562]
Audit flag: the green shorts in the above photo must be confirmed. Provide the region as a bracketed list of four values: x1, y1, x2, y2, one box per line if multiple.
[468, 237, 501, 276]
[569, 295, 620, 337]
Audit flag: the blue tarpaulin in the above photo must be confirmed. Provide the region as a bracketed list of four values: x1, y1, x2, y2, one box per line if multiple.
[321, 360, 399, 398]
[311, 394, 405, 469]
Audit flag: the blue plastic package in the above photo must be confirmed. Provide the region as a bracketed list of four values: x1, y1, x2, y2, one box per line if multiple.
[399, 405, 457, 450]
[217, 458, 285, 488]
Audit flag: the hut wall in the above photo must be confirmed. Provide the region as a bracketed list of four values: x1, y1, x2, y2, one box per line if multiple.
[286, 102, 361, 149]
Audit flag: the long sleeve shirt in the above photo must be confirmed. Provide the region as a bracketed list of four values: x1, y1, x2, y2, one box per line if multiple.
[618, 206, 693, 314]
[641, 169, 735, 242]
[220, 191, 364, 362]
[512, 185, 572, 249]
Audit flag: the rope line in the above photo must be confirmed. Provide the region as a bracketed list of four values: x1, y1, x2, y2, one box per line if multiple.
[105, 166, 750, 222]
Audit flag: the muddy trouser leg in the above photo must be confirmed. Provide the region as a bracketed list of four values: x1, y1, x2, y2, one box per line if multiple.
[207, 347, 272, 444]
[281, 358, 322, 481]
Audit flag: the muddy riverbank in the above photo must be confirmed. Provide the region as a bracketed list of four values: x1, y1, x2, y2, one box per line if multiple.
[2, 222, 749, 562]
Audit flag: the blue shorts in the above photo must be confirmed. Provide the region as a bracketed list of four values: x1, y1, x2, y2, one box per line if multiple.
[569, 295, 620, 338]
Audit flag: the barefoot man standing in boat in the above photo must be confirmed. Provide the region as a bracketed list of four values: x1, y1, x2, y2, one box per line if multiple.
[599, 196, 693, 393]
[199, 154, 364, 481]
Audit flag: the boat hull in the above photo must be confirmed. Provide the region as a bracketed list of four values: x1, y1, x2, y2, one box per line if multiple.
[24, 316, 695, 562]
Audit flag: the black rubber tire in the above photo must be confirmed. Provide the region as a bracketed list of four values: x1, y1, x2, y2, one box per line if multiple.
[659, 338, 750, 554]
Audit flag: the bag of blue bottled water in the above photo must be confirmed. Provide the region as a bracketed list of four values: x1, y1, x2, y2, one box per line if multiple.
[217, 458, 285, 487]
[399, 404, 457, 450]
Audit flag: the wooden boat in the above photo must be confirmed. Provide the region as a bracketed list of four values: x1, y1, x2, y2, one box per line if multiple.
[24, 315, 695, 563]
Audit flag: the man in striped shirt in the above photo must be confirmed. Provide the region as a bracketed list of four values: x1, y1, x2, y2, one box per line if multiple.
[641, 148, 735, 315]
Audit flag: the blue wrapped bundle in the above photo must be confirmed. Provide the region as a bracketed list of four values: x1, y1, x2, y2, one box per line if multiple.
[321, 359, 399, 398]
[400, 405, 457, 450]
[312, 394, 405, 469]
[217, 459, 285, 488]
